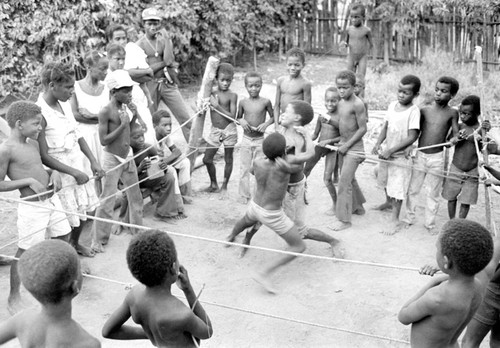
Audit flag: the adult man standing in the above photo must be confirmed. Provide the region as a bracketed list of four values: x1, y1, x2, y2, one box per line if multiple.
[137, 7, 192, 142]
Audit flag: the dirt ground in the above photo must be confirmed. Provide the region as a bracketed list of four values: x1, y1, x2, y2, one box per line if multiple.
[0, 56, 498, 347]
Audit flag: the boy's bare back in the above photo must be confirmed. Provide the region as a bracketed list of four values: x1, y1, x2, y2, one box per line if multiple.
[99, 104, 132, 158]
[252, 156, 293, 210]
[418, 104, 459, 154]
[277, 76, 312, 113]
[6, 309, 100, 348]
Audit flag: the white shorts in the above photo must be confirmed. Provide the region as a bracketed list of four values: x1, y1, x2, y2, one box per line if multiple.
[17, 195, 71, 250]
[246, 200, 294, 235]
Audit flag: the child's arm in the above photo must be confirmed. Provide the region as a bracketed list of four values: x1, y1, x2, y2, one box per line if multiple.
[366, 27, 373, 51]
[211, 93, 238, 119]
[477, 228, 500, 285]
[303, 81, 312, 104]
[237, 101, 251, 132]
[0, 146, 42, 193]
[312, 117, 322, 141]
[274, 79, 283, 130]
[139, 83, 154, 108]
[127, 102, 146, 130]
[379, 129, 419, 160]
[372, 121, 388, 155]
[398, 274, 449, 325]
[287, 128, 315, 164]
[70, 94, 98, 124]
[98, 107, 128, 146]
[338, 100, 367, 155]
[176, 266, 213, 339]
[275, 156, 303, 174]
[77, 137, 104, 178]
[256, 100, 275, 133]
[162, 142, 182, 165]
[102, 292, 148, 340]
[318, 136, 341, 147]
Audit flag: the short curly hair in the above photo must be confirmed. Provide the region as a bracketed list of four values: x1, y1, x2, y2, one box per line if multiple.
[152, 109, 172, 126]
[263, 132, 286, 160]
[336, 70, 356, 86]
[83, 50, 107, 69]
[105, 24, 127, 42]
[106, 43, 126, 58]
[437, 76, 460, 96]
[216, 62, 234, 78]
[40, 62, 75, 87]
[461, 95, 481, 116]
[400, 74, 421, 94]
[126, 230, 177, 287]
[286, 47, 306, 64]
[244, 71, 262, 85]
[289, 100, 314, 126]
[6, 101, 42, 128]
[439, 219, 493, 276]
[19, 240, 79, 304]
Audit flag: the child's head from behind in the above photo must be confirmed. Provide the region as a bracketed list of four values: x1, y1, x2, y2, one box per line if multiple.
[106, 43, 126, 71]
[336, 70, 356, 100]
[325, 87, 340, 113]
[437, 219, 493, 276]
[40, 62, 75, 102]
[19, 240, 81, 305]
[460, 95, 480, 125]
[398, 75, 421, 106]
[152, 110, 172, 138]
[286, 47, 306, 78]
[83, 50, 109, 82]
[127, 230, 178, 287]
[263, 133, 286, 160]
[435, 76, 459, 105]
[280, 100, 314, 127]
[6, 101, 43, 139]
[353, 74, 365, 97]
[215, 62, 234, 92]
[350, 3, 366, 26]
[130, 123, 146, 150]
[244, 71, 262, 98]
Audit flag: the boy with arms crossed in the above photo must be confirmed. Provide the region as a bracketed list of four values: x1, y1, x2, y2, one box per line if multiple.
[331, 70, 367, 231]
[274, 47, 312, 130]
[202, 62, 238, 198]
[399, 219, 500, 348]
[0, 101, 71, 314]
[304, 87, 341, 215]
[402, 76, 460, 234]
[0, 240, 100, 347]
[92, 70, 145, 252]
[340, 3, 373, 78]
[102, 230, 212, 346]
[237, 71, 274, 204]
[372, 75, 421, 235]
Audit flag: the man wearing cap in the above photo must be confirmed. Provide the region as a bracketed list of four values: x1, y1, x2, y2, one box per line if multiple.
[137, 7, 192, 142]
[91, 69, 144, 253]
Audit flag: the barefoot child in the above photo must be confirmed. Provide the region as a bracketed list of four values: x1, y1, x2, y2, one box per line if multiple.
[372, 75, 421, 235]
[202, 62, 238, 197]
[102, 230, 212, 346]
[274, 47, 312, 130]
[442, 95, 495, 220]
[0, 101, 71, 314]
[37, 62, 104, 258]
[340, 3, 373, 78]
[0, 240, 100, 347]
[237, 71, 274, 204]
[92, 69, 145, 252]
[331, 70, 367, 231]
[304, 87, 341, 215]
[402, 76, 459, 234]
[399, 219, 500, 348]
[226, 133, 306, 293]
[153, 110, 192, 203]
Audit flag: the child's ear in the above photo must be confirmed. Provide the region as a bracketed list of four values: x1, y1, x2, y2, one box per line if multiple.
[443, 255, 450, 270]
[70, 279, 80, 297]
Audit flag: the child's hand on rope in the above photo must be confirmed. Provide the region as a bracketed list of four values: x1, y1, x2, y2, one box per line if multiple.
[419, 264, 440, 276]
[239, 119, 251, 132]
[49, 170, 62, 191]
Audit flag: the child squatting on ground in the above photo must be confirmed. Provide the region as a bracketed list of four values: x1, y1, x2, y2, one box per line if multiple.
[102, 230, 213, 347]
[0, 240, 100, 347]
[399, 219, 500, 348]
[202, 62, 238, 199]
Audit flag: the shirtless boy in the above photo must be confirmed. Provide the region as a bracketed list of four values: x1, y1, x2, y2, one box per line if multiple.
[331, 70, 367, 231]
[274, 47, 312, 130]
[102, 230, 212, 346]
[304, 87, 341, 214]
[0, 240, 100, 347]
[92, 69, 144, 252]
[402, 76, 459, 234]
[237, 71, 274, 204]
[399, 219, 500, 348]
[226, 133, 306, 293]
[202, 62, 238, 198]
[372, 75, 420, 235]
[0, 101, 71, 314]
[341, 3, 373, 78]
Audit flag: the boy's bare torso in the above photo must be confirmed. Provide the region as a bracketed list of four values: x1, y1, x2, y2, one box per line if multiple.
[127, 286, 198, 348]
[410, 279, 483, 348]
[338, 96, 364, 151]
[240, 97, 271, 137]
[210, 90, 237, 129]
[419, 104, 458, 154]
[278, 76, 309, 112]
[453, 123, 479, 172]
[14, 310, 100, 348]
[0, 139, 50, 199]
[318, 112, 340, 142]
[347, 26, 371, 55]
[102, 105, 132, 158]
[253, 157, 291, 210]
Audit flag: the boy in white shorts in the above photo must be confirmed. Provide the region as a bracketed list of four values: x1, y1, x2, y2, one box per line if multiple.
[0, 101, 71, 314]
[372, 75, 421, 235]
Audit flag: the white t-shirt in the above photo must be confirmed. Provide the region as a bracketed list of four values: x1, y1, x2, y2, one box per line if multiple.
[382, 101, 420, 157]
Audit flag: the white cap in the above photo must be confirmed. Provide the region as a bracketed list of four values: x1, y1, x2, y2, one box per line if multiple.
[106, 70, 136, 90]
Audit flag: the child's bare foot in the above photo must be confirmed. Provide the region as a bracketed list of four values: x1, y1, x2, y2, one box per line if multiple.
[380, 222, 403, 236]
[225, 234, 236, 248]
[80, 261, 92, 275]
[372, 202, 392, 211]
[330, 240, 345, 259]
[238, 197, 250, 205]
[426, 226, 439, 235]
[401, 222, 411, 229]
[178, 212, 188, 219]
[75, 243, 95, 258]
[219, 189, 229, 200]
[153, 214, 178, 225]
[182, 196, 193, 205]
[329, 221, 352, 231]
[352, 207, 365, 215]
[203, 184, 219, 193]
[91, 241, 105, 253]
[239, 233, 253, 258]
[252, 271, 277, 294]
